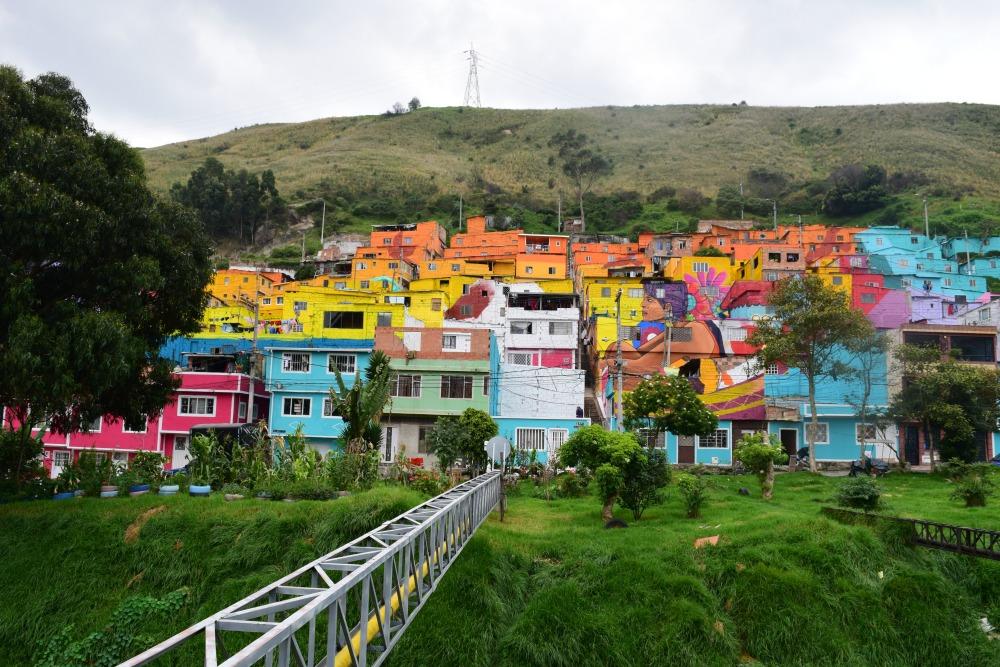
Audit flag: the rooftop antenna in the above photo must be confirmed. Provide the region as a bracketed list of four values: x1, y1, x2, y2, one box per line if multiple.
[463, 43, 481, 107]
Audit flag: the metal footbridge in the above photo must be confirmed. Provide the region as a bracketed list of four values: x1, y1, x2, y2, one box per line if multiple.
[120, 471, 502, 667]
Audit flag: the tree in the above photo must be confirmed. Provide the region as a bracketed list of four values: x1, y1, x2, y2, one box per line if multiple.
[0, 67, 212, 491]
[822, 164, 890, 216]
[694, 246, 727, 257]
[426, 408, 497, 474]
[408, 97, 421, 112]
[887, 346, 1000, 467]
[674, 188, 708, 213]
[733, 432, 788, 499]
[558, 425, 643, 521]
[548, 129, 613, 232]
[715, 185, 745, 218]
[618, 448, 670, 520]
[329, 350, 392, 455]
[844, 331, 894, 464]
[748, 276, 874, 472]
[623, 375, 718, 455]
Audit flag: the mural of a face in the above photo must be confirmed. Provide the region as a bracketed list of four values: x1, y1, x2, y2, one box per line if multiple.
[641, 294, 666, 322]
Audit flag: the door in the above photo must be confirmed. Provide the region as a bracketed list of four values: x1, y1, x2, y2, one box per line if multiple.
[383, 426, 394, 463]
[779, 429, 798, 458]
[171, 436, 191, 469]
[51, 450, 70, 479]
[678, 435, 695, 464]
[904, 426, 920, 466]
[549, 429, 568, 456]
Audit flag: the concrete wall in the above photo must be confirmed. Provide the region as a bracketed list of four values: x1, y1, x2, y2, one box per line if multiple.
[496, 364, 585, 419]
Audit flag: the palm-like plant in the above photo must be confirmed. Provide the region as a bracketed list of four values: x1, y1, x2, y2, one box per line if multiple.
[328, 350, 391, 454]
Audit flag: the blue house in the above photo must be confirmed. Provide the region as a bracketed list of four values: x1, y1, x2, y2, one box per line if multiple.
[263, 340, 373, 455]
[764, 348, 895, 462]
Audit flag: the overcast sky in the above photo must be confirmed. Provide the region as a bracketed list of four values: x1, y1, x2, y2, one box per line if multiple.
[3, 0, 999, 147]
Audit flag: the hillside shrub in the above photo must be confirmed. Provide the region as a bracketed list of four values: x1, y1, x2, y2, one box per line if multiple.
[951, 474, 995, 507]
[677, 472, 708, 518]
[618, 449, 670, 520]
[556, 471, 589, 498]
[836, 476, 882, 512]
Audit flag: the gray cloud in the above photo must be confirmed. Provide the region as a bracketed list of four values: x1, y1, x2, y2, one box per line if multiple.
[2, 0, 998, 147]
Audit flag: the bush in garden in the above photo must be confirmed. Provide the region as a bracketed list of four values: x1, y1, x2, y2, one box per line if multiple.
[130, 452, 165, 484]
[677, 472, 708, 518]
[733, 432, 788, 500]
[836, 476, 882, 512]
[556, 471, 590, 498]
[618, 448, 671, 520]
[951, 473, 995, 508]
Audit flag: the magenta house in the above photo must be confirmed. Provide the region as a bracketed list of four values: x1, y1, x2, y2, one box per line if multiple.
[3, 352, 268, 478]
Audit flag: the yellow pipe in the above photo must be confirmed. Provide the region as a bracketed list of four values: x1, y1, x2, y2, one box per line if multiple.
[333, 522, 466, 667]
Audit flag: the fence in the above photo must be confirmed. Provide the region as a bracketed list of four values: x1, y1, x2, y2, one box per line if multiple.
[821, 506, 1000, 560]
[119, 471, 503, 667]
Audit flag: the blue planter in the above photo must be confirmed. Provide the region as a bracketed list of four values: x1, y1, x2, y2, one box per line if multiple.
[189, 484, 211, 496]
[128, 483, 151, 493]
[52, 492, 75, 501]
[158, 484, 180, 496]
[100, 489, 118, 498]
[73, 490, 85, 497]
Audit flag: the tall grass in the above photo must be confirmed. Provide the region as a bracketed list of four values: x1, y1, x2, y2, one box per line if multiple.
[0, 486, 424, 665]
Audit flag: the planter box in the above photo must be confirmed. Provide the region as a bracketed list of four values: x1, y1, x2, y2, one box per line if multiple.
[224, 493, 245, 501]
[52, 492, 75, 501]
[101, 485, 117, 493]
[189, 484, 211, 496]
[100, 489, 119, 498]
[158, 484, 180, 496]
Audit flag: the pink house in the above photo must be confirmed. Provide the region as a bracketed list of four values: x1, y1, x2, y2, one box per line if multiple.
[3, 353, 268, 478]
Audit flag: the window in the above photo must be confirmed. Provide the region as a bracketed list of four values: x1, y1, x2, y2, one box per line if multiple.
[382, 238, 391, 245]
[123, 415, 147, 433]
[548, 266, 557, 275]
[282, 397, 311, 416]
[943, 278, 952, 287]
[525, 266, 534, 274]
[601, 287, 611, 297]
[112, 452, 129, 465]
[549, 321, 572, 336]
[692, 261, 709, 273]
[282, 352, 310, 373]
[916, 263, 924, 270]
[698, 429, 729, 449]
[376, 312, 393, 327]
[724, 328, 748, 342]
[629, 309, 638, 318]
[910, 236, 919, 244]
[898, 259, 909, 268]
[765, 272, 778, 281]
[516, 428, 546, 450]
[440, 375, 473, 399]
[510, 321, 533, 335]
[388, 262, 399, 269]
[460, 304, 472, 316]
[507, 351, 536, 365]
[174, 435, 189, 451]
[856, 424, 878, 442]
[768, 253, 781, 262]
[431, 298, 442, 311]
[328, 354, 357, 374]
[764, 363, 780, 375]
[549, 429, 568, 451]
[323, 311, 364, 329]
[263, 297, 271, 305]
[53, 451, 71, 468]
[391, 374, 421, 397]
[483, 374, 490, 395]
[927, 253, 934, 259]
[322, 398, 335, 417]
[179, 396, 215, 416]
[252, 403, 260, 420]
[638, 428, 659, 448]
[359, 280, 370, 289]
[451, 263, 461, 271]
[223, 277, 231, 285]
[832, 276, 843, 285]
[85, 416, 102, 433]
[335, 282, 346, 289]
[586, 255, 592, 262]
[979, 308, 991, 322]
[238, 402, 248, 421]
[442, 334, 457, 349]
[417, 426, 432, 453]
[293, 301, 307, 312]
[970, 279, 977, 287]
[805, 422, 829, 444]
[627, 288, 643, 298]
[276, 297, 284, 305]
[836, 235, 844, 242]
[403, 236, 413, 245]
[786, 253, 799, 262]
[667, 326, 692, 342]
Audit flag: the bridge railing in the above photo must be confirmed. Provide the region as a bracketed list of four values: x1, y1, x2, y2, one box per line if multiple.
[119, 471, 502, 667]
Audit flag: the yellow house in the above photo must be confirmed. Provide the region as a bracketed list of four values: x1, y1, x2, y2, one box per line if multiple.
[208, 269, 275, 305]
[661, 256, 737, 283]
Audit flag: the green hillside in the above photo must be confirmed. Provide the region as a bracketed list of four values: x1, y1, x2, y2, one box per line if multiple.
[142, 104, 1000, 247]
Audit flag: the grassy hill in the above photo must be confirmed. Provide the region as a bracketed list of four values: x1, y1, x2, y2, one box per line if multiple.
[143, 103, 1000, 201]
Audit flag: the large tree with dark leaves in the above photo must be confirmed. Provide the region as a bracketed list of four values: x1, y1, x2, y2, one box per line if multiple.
[0, 67, 212, 490]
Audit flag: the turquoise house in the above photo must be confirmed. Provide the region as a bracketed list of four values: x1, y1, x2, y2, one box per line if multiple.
[264, 340, 373, 456]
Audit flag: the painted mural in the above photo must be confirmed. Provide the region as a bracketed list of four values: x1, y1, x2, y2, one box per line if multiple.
[684, 266, 731, 319]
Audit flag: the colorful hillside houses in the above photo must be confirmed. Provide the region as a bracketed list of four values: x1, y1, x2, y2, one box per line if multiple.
[15, 216, 1000, 475]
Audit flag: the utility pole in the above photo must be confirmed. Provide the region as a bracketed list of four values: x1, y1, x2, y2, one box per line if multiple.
[965, 228, 973, 274]
[739, 181, 744, 220]
[463, 44, 481, 107]
[458, 195, 463, 232]
[662, 303, 673, 371]
[301, 233, 306, 263]
[923, 197, 930, 239]
[557, 193, 562, 232]
[772, 199, 778, 231]
[615, 289, 624, 432]
[319, 199, 326, 248]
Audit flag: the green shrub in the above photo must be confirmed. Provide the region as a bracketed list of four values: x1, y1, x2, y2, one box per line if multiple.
[76, 449, 113, 496]
[618, 449, 670, 520]
[556, 471, 589, 498]
[221, 483, 250, 496]
[677, 473, 708, 518]
[130, 452, 165, 484]
[836, 476, 882, 512]
[951, 474, 995, 507]
[407, 469, 448, 496]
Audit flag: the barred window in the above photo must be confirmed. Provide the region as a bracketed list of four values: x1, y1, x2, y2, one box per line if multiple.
[328, 354, 356, 374]
[516, 428, 546, 450]
[698, 429, 728, 449]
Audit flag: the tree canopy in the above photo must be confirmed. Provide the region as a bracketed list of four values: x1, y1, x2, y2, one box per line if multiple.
[548, 129, 612, 230]
[0, 67, 213, 487]
[748, 275, 874, 471]
[623, 375, 718, 449]
[822, 164, 890, 216]
[426, 408, 497, 474]
[559, 425, 644, 521]
[170, 157, 285, 245]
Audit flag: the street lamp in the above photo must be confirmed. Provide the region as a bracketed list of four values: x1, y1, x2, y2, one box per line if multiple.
[662, 302, 673, 371]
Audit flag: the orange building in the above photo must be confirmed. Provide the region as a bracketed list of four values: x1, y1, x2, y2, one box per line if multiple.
[208, 269, 277, 305]
[368, 221, 446, 261]
[571, 241, 642, 268]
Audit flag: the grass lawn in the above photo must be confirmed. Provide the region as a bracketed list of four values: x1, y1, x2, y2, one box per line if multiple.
[0, 486, 425, 665]
[386, 472, 1000, 667]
